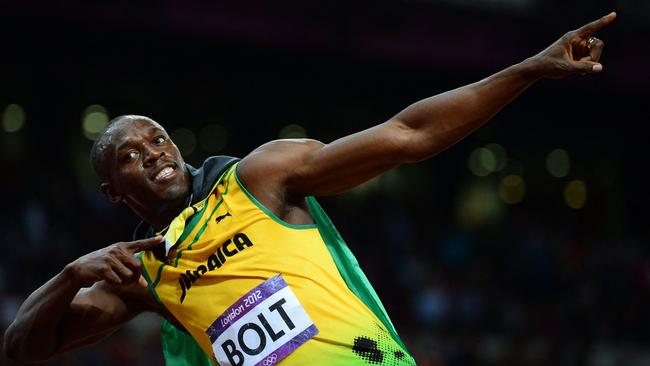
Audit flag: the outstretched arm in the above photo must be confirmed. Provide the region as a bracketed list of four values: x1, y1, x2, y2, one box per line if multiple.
[238, 13, 616, 200]
[3, 237, 163, 362]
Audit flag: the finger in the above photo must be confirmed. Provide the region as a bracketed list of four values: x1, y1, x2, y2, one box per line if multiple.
[112, 243, 143, 264]
[138, 275, 148, 288]
[586, 38, 605, 63]
[572, 61, 603, 74]
[576, 12, 617, 37]
[125, 262, 145, 284]
[102, 268, 123, 285]
[109, 257, 134, 279]
[118, 252, 142, 270]
[114, 250, 146, 285]
[126, 235, 164, 253]
[127, 269, 144, 285]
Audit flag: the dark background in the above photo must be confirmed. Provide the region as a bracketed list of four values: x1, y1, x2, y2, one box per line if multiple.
[1, 1, 649, 365]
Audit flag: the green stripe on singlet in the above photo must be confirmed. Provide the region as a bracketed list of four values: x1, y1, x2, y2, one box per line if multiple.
[139, 252, 215, 366]
[138, 251, 164, 306]
[160, 320, 216, 366]
[173, 167, 235, 267]
[149, 167, 234, 288]
[148, 202, 209, 289]
[233, 165, 317, 230]
[306, 196, 412, 356]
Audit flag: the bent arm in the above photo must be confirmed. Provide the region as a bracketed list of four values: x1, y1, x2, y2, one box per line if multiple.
[239, 13, 614, 199]
[3, 236, 163, 361]
[391, 60, 537, 163]
[4, 267, 151, 362]
[315, 59, 539, 193]
[239, 60, 538, 197]
[4, 265, 83, 362]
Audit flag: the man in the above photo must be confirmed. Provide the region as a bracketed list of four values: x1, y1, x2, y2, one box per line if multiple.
[4, 12, 615, 366]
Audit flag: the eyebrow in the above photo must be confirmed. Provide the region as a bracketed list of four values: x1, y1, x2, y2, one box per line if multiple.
[148, 126, 164, 135]
[116, 126, 165, 151]
[116, 139, 135, 152]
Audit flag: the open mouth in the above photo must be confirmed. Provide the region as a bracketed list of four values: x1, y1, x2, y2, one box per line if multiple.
[152, 163, 177, 182]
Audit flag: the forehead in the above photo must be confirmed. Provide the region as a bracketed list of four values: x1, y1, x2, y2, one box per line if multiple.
[108, 118, 166, 146]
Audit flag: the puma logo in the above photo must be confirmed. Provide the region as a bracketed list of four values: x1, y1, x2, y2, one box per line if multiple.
[215, 212, 232, 224]
[352, 337, 383, 363]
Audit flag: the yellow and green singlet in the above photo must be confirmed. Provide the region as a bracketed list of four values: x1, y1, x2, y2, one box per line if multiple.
[139, 163, 416, 366]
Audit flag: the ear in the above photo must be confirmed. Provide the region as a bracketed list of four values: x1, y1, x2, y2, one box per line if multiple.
[101, 182, 123, 203]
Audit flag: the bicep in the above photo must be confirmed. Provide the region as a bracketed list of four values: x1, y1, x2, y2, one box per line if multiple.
[239, 120, 414, 198]
[56, 282, 146, 353]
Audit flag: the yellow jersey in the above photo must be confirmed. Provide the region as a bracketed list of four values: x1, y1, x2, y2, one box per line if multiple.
[140, 163, 415, 366]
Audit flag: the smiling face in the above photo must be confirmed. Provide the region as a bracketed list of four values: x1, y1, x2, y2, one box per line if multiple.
[97, 116, 190, 226]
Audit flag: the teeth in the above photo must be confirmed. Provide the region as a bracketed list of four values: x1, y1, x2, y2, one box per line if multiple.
[155, 167, 174, 181]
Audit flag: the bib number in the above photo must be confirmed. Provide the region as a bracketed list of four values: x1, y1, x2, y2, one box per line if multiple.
[207, 275, 318, 366]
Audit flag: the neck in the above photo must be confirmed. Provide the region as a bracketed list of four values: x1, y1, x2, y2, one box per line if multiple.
[154, 195, 192, 231]
[129, 192, 192, 232]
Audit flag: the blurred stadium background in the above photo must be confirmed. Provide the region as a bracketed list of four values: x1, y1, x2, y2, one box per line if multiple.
[1, 1, 649, 365]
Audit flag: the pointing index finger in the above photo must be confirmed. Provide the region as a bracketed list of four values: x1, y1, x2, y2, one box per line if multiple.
[127, 235, 165, 253]
[576, 12, 617, 37]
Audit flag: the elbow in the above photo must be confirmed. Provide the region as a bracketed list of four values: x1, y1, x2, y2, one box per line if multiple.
[4, 346, 52, 364]
[3, 324, 52, 363]
[3, 326, 21, 363]
[387, 119, 429, 164]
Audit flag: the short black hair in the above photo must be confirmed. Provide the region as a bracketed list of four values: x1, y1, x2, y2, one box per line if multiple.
[90, 115, 150, 182]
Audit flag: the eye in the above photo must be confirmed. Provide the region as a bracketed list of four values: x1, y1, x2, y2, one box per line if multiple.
[154, 135, 166, 145]
[124, 150, 139, 162]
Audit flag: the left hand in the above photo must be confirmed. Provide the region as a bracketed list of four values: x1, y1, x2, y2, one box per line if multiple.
[530, 12, 616, 79]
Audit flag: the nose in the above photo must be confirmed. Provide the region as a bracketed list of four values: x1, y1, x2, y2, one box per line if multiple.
[142, 144, 165, 168]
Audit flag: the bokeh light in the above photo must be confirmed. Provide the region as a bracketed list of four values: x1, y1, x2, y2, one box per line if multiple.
[278, 124, 307, 139]
[485, 143, 507, 171]
[457, 180, 504, 230]
[468, 147, 497, 176]
[546, 149, 570, 178]
[171, 128, 197, 156]
[564, 180, 587, 209]
[198, 124, 228, 153]
[2, 104, 26, 133]
[499, 174, 526, 204]
[82, 105, 110, 141]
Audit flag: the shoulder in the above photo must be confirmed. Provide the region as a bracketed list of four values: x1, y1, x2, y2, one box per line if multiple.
[236, 139, 325, 217]
[243, 139, 323, 161]
[238, 139, 324, 182]
[238, 139, 324, 194]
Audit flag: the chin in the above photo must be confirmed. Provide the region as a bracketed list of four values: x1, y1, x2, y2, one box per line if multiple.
[160, 183, 190, 203]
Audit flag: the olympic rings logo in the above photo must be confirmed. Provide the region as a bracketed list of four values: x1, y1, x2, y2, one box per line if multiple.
[262, 353, 278, 365]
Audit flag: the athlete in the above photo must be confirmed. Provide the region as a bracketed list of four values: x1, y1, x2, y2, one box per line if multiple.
[4, 13, 615, 366]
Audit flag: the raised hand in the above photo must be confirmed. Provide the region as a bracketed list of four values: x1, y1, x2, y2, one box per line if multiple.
[67, 236, 164, 287]
[531, 12, 616, 79]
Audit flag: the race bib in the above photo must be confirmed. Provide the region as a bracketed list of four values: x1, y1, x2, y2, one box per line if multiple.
[207, 275, 319, 366]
